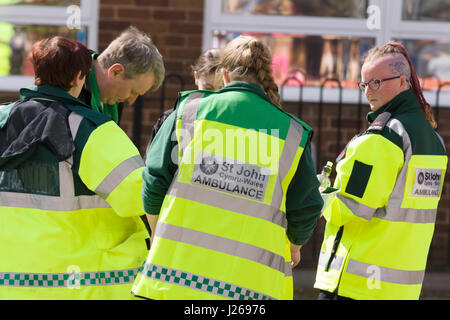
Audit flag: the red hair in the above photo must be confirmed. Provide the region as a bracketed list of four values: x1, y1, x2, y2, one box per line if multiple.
[364, 41, 437, 129]
[31, 36, 91, 91]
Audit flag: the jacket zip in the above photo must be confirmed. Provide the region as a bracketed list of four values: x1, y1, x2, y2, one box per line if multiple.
[325, 226, 344, 272]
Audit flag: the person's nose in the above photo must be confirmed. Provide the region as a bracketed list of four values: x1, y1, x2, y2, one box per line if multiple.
[364, 84, 373, 95]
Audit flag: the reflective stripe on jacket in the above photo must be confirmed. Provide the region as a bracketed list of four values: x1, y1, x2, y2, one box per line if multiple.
[0, 88, 148, 300]
[132, 85, 312, 300]
[314, 89, 448, 300]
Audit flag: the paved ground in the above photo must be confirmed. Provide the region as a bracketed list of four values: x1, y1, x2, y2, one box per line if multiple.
[292, 267, 450, 300]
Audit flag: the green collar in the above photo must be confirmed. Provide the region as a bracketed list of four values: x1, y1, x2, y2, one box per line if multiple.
[218, 81, 272, 104]
[19, 85, 110, 126]
[367, 89, 421, 123]
[86, 51, 119, 123]
[19, 85, 90, 108]
[87, 51, 102, 113]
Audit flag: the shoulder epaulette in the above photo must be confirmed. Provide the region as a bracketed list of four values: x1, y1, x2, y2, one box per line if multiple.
[366, 112, 392, 132]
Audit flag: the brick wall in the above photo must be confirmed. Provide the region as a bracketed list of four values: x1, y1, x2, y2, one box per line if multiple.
[98, 0, 204, 150]
[0, 0, 204, 150]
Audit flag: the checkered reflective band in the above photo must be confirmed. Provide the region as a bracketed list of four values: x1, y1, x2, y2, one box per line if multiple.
[141, 263, 275, 300]
[0, 268, 140, 287]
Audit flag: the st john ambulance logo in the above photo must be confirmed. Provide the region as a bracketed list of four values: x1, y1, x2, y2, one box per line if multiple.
[412, 168, 442, 197]
[192, 152, 270, 202]
[199, 156, 219, 175]
[417, 172, 424, 184]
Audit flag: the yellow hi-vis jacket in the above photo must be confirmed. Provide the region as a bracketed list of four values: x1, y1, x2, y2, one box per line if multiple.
[0, 86, 149, 299]
[314, 89, 448, 300]
[132, 84, 314, 300]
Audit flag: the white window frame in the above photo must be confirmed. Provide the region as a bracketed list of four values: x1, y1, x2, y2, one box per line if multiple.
[0, 0, 99, 92]
[203, 0, 450, 107]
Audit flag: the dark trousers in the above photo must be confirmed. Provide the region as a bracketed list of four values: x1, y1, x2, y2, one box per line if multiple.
[318, 290, 353, 300]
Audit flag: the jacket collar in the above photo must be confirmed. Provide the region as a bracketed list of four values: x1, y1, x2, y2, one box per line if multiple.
[367, 88, 420, 123]
[19, 85, 91, 109]
[218, 81, 272, 104]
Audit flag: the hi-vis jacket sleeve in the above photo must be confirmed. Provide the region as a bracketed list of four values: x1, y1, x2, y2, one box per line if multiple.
[77, 120, 146, 218]
[322, 133, 404, 226]
[285, 142, 323, 245]
[142, 111, 178, 215]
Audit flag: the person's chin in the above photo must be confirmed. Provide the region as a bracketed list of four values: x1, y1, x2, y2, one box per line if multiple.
[369, 102, 381, 111]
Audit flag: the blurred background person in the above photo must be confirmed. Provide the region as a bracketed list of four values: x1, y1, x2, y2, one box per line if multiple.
[0, 22, 14, 76]
[147, 48, 222, 152]
[192, 48, 222, 91]
[428, 50, 450, 81]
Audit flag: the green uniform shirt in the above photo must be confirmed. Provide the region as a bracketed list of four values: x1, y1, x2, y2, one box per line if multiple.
[83, 52, 120, 123]
[142, 81, 323, 245]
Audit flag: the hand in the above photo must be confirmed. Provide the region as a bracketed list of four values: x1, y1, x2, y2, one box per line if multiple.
[290, 243, 302, 268]
[146, 213, 159, 246]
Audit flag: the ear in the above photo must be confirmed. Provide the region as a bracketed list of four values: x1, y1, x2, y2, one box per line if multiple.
[107, 63, 125, 79]
[194, 71, 199, 86]
[222, 68, 230, 85]
[70, 70, 83, 87]
[400, 75, 409, 89]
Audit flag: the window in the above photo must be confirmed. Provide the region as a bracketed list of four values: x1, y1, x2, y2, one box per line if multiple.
[396, 39, 450, 89]
[1, 1, 81, 6]
[203, 0, 450, 106]
[213, 31, 375, 88]
[402, 0, 450, 22]
[223, 0, 369, 18]
[0, 0, 98, 91]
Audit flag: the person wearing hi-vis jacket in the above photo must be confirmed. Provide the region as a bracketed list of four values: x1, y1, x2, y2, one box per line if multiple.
[0, 36, 153, 299]
[132, 35, 323, 300]
[314, 41, 448, 300]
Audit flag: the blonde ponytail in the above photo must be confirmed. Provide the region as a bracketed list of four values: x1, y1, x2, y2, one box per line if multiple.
[221, 36, 282, 108]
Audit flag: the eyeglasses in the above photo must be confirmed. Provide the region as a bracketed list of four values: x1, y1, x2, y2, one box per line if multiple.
[358, 75, 401, 91]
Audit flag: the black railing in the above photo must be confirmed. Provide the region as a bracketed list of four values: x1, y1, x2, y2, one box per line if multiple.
[318, 78, 343, 165]
[357, 86, 364, 134]
[438, 82, 450, 267]
[280, 70, 305, 119]
[132, 73, 185, 147]
[159, 73, 185, 115]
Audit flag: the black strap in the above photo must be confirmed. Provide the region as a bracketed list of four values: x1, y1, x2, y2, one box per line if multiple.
[325, 226, 344, 272]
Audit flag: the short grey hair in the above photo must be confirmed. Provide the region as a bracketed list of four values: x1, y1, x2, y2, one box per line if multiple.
[98, 26, 165, 91]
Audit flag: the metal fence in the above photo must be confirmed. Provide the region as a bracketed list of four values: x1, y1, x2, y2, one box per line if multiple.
[132, 73, 186, 148]
[133, 73, 450, 271]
